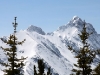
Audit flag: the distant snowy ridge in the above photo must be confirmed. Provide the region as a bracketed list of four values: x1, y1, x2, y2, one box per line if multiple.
[27, 25, 45, 35]
[0, 16, 100, 75]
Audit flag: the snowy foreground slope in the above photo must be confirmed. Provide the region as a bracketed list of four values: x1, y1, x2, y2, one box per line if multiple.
[0, 16, 100, 75]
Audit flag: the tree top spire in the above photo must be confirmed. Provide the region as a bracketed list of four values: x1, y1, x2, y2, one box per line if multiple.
[12, 17, 18, 33]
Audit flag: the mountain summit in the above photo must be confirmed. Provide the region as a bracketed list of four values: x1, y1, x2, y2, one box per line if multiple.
[27, 25, 45, 35]
[0, 16, 100, 75]
[72, 16, 83, 22]
[57, 16, 96, 35]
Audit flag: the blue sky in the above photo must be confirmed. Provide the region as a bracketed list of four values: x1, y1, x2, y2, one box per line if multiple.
[0, 0, 100, 36]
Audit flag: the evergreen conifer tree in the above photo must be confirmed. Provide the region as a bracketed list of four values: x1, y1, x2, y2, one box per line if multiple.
[38, 59, 45, 75]
[94, 50, 100, 75]
[47, 67, 52, 75]
[0, 17, 26, 75]
[94, 63, 100, 75]
[34, 59, 52, 75]
[68, 21, 95, 75]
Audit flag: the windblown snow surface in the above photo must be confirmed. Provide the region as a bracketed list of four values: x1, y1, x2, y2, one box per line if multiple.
[0, 16, 100, 75]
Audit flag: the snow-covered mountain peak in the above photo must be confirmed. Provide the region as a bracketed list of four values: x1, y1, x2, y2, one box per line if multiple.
[52, 16, 97, 46]
[69, 16, 83, 25]
[56, 16, 96, 34]
[56, 16, 83, 32]
[27, 25, 45, 35]
[72, 16, 82, 21]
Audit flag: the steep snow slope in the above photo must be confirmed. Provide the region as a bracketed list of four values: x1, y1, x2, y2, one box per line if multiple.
[0, 16, 100, 75]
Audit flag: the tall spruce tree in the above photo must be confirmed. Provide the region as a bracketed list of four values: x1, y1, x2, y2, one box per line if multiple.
[68, 21, 95, 75]
[0, 17, 26, 75]
[34, 59, 52, 75]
